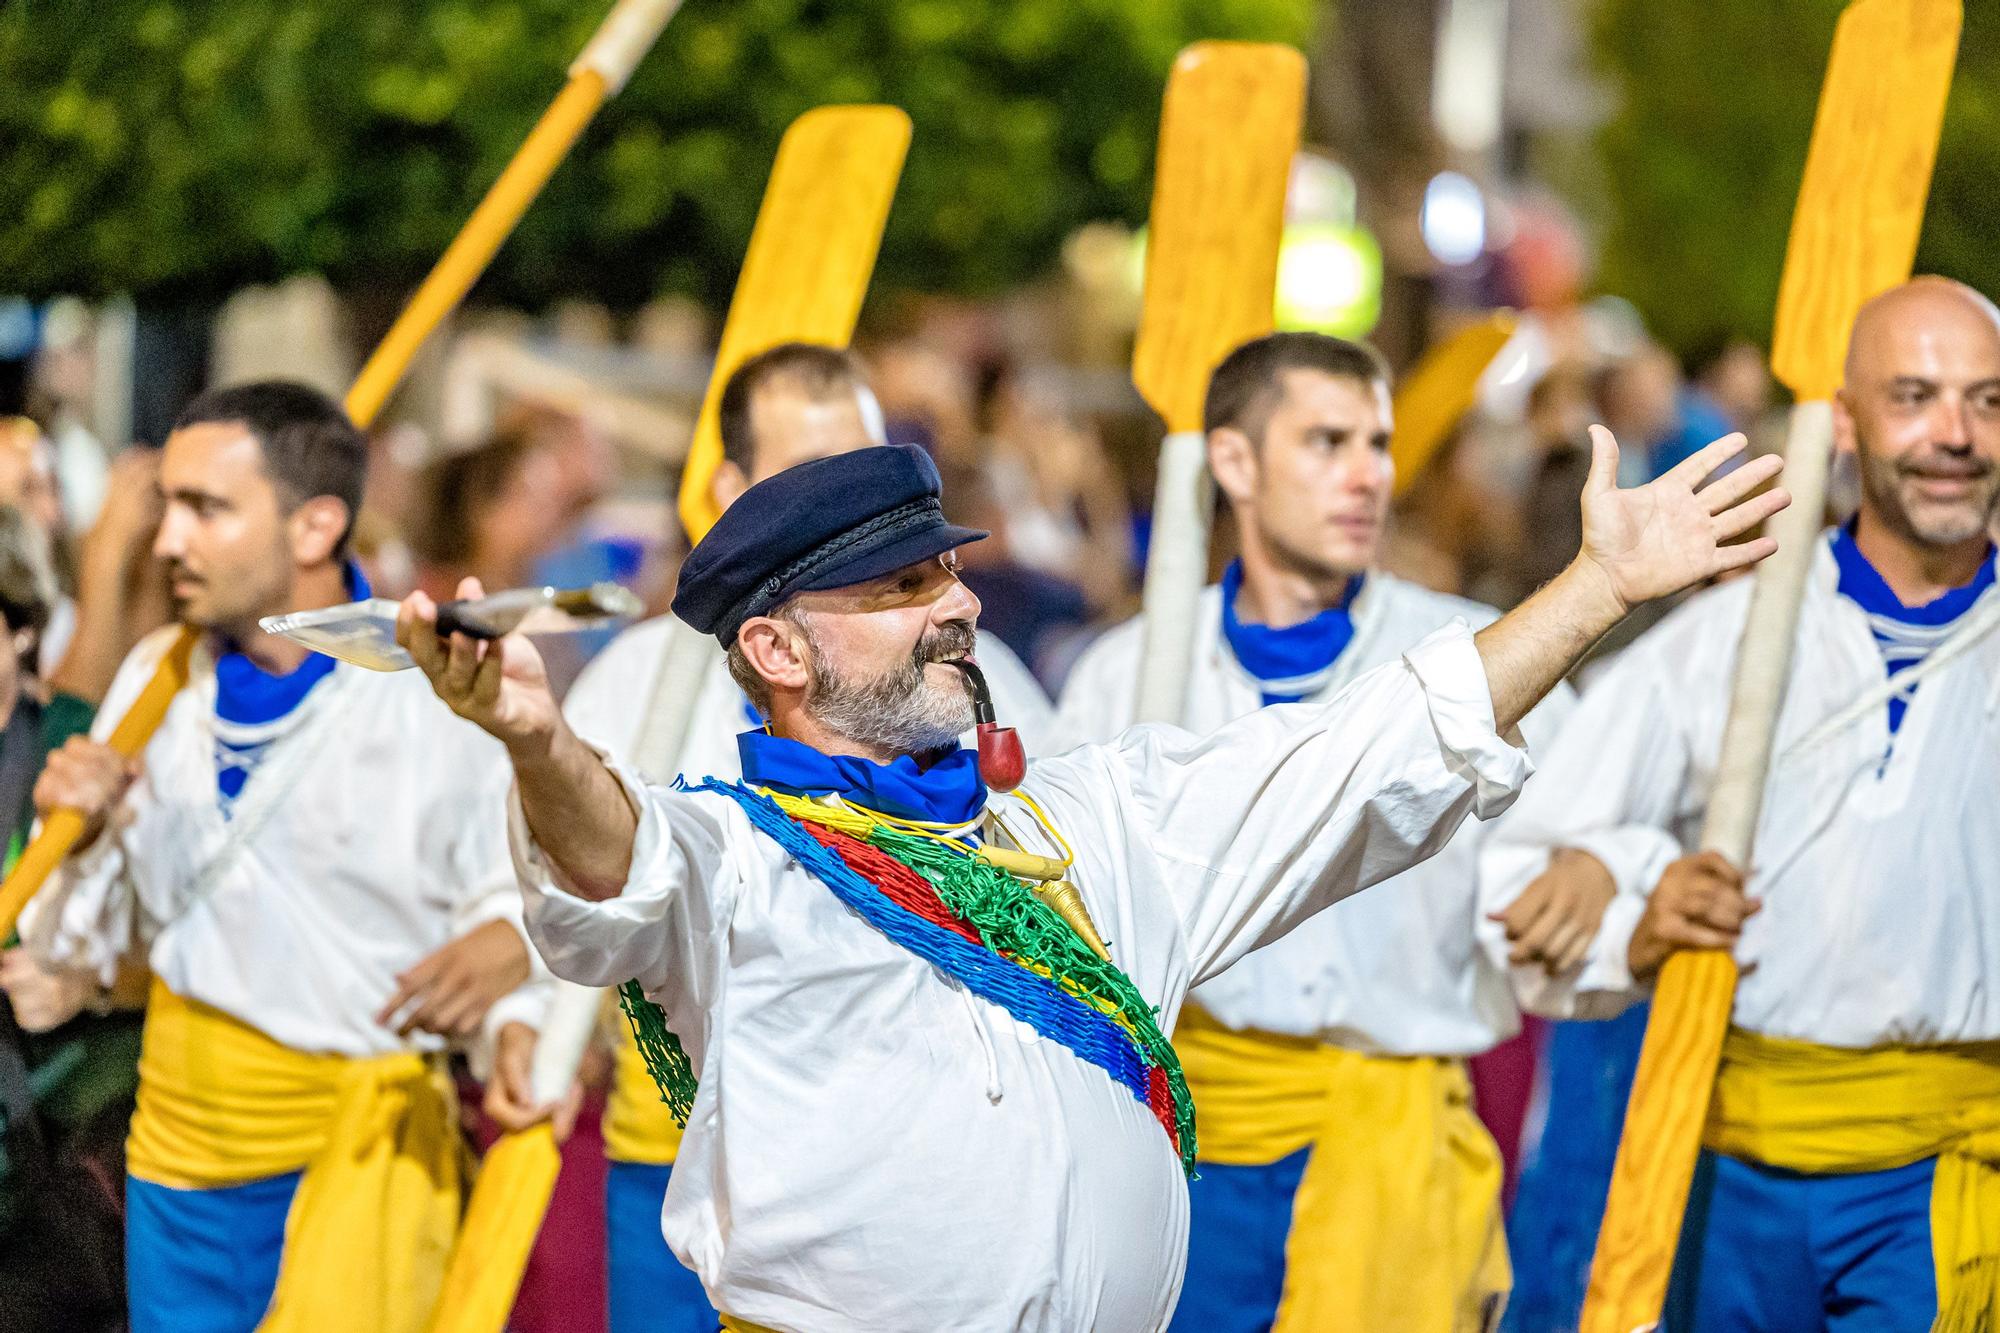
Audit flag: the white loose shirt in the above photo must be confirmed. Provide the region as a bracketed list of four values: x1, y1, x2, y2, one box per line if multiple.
[563, 613, 1053, 783]
[1051, 576, 1573, 1057]
[515, 622, 1529, 1331]
[24, 626, 541, 1057]
[1482, 535, 2000, 1047]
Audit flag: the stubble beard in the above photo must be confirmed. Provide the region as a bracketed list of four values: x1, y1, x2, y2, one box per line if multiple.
[1861, 448, 2000, 551]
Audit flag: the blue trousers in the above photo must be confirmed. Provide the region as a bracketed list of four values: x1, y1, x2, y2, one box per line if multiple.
[1668, 1153, 1937, 1332]
[605, 1161, 718, 1333]
[1504, 1006, 1651, 1331]
[125, 1172, 299, 1333]
[1167, 1147, 1313, 1332]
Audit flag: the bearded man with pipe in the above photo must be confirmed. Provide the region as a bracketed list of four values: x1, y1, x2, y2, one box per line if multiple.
[399, 432, 1784, 1332]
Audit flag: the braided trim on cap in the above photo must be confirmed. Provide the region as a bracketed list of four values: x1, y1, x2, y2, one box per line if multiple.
[721, 495, 941, 637]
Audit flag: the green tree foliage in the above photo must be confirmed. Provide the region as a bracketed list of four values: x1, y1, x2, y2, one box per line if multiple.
[0, 0, 1312, 308]
[1593, 0, 2000, 359]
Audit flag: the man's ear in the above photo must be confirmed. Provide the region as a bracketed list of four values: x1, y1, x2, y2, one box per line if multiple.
[710, 460, 751, 515]
[1832, 392, 1859, 458]
[290, 496, 349, 568]
[1207, 426, 1260, 507]
[736, 616, 811, 697]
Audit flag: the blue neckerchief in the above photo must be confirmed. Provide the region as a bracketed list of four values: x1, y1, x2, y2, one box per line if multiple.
[213, 563, 370, 799]
[1219, 559, 1364, 705]
[1830, 525, 1996, 737]
[736, 730, 987, 825]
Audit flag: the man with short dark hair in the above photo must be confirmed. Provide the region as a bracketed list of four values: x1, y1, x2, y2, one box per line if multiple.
[4, 380, 549, 1332]
[1053, 330, 1578, 1328]
[402, 413, 1780, 1328]
[563, 344, 1050, 1333]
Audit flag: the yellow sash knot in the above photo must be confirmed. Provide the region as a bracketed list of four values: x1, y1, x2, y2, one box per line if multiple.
[127, 981, 464, 1333]
[1705, 1028, 2000, 1332]
[1175, 1003, 1509, 1332]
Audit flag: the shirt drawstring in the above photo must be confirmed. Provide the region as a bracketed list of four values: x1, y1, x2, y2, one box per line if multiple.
[959, 986, 1005, 1104]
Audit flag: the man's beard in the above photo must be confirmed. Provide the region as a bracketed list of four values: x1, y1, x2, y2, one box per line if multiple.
[1859, 444, 2000, 548]
[802, 618, 978, 757]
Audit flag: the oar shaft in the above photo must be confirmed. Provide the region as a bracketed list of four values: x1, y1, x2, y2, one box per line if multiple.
[346, 70, 607, 429]
[0, 629, 195, 942]
[1131, 429, 1213, 725]
[1581, 400, 1836, 1331]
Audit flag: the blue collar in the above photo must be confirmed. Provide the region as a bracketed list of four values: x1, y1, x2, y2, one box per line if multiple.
[215, 562, 370, 724]
[736, 730, 988, 825]
[1219, 559, 1364, 702]
[1830, 525, 1995, 625]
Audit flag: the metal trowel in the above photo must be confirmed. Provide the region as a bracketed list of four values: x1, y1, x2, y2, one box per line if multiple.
[260, 583, 644, 671]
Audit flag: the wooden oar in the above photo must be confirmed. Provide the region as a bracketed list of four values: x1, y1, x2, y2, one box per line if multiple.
[1389, 311, 1517, 498]
[1580, 3, 1961, 1327]
[673, 106, 913, 543]
[1130, 41, 1305, 725]
[0, 0, 687, 951]
[442, 103, 910, 1333]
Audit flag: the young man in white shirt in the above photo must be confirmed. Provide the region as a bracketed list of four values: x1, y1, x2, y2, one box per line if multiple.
[5, 382, 548, 1333]
[1054, 331, 1576, 1329]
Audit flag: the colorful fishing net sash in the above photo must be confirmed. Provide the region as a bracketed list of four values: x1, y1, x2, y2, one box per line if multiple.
[619, 778, 1197, 1175]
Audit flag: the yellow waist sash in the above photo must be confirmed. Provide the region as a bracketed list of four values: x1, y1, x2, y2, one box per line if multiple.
[1175, 1003, 1509, 1332]
[606, 1019, 686, 1165]
[128, 981, 465, 1333]
[1705, 1028, 2000, 1330]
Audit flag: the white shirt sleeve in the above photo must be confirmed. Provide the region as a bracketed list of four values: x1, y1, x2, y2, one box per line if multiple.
[1043, 620, 1532, 986]
[1478, 632, 1702, 1018]
[506, 757, 739, 1005]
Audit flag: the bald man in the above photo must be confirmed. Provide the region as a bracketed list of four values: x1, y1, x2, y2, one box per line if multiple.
[1483, 277, 2000, 1330]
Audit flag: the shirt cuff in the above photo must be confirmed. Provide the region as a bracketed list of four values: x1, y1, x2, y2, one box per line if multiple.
[1402, 621, 1535, 819]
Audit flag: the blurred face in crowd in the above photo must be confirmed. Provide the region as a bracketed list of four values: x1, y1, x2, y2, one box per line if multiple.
[710, 376, 887, 511]
[1210, 368, 1394, 589]
[1839, 278, 2000, 553]
[734, 554, 980, 758]
[154, 422, 346, 637]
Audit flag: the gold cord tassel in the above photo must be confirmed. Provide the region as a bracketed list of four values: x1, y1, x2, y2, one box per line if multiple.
[1033, 880, 1112, 963]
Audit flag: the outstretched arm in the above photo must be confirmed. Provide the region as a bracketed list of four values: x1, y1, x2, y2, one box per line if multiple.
[398, 580, 637, 901]
[1475, 426, 1786, 732]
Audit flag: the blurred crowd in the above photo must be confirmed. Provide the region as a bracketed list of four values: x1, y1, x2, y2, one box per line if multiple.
[0, 299, 1781, 1330]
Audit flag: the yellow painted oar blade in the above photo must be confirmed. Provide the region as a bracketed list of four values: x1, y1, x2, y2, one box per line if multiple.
[1390, 311, 1517, 497]
[1770, 0, 1960, 400]
[1131, 42, 1305, 433]
[676, 105, 911, 543]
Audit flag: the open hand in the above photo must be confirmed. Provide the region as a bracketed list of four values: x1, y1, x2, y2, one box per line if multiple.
[1578, 426, 1789, 613]
[377, 918, 533, 1039]
[1491, 847, 1617, 975]
[1628, 850, 1761, 982]
[396, 577, 561, 758]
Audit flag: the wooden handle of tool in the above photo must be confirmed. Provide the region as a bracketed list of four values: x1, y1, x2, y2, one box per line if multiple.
[571, 0, 686, 93]
[1132, 429, 1213, 725]
[0, 627, 196, 943]
[530, 980, 604, 1106]
[634, 629, 719, 782]
[1581, 399, 1836, 1332]
[345, 70, 612, 429]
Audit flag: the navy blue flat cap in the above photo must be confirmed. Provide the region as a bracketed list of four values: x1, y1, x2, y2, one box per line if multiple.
[673, 445, 987, 644]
